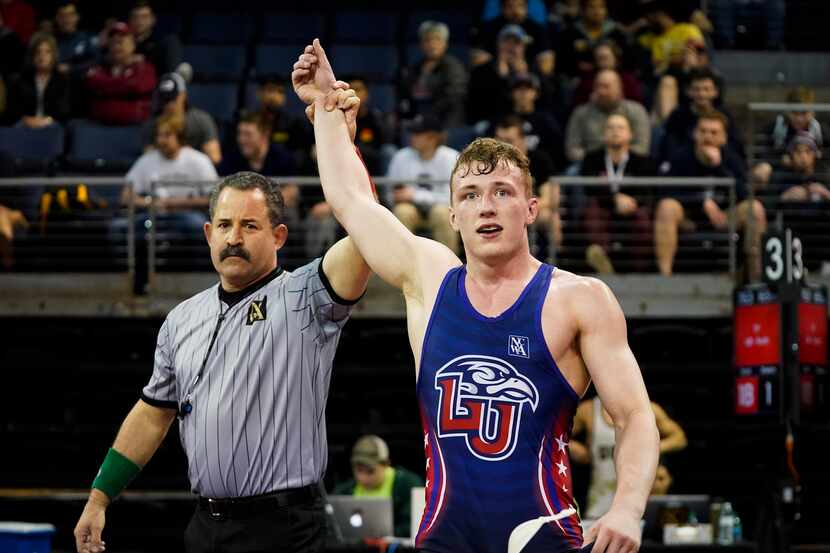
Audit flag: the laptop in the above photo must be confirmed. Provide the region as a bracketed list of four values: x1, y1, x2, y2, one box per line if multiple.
[327, 495, 394, 540]
[642, 494, 710, 542]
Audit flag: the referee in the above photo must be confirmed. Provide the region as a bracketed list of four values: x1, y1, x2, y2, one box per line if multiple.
[74, 128, 370, 551]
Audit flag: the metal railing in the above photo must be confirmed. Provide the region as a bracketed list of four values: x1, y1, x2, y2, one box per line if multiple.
[0, 175, 738, 296]
[746, 102, 830, 271]
[0, 177, 135, 277]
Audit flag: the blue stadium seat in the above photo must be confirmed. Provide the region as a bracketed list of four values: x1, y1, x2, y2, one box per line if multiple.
[369, 84, 396, 114]
[189, 14, 255, 44]
[187, 84, 239, 122]
[405, 10, 473, 42]
[154, 14, 182, 37]
[183, 45, 246, 81]
[446, 126, 478, 151]
[262, 13, 325, 43]
[67, 121, 141, 171]
[333, 12, 399, 44]
[254, 45, 307, 79]
[0, 125, 64, 168]
[331, 45, 398, 82]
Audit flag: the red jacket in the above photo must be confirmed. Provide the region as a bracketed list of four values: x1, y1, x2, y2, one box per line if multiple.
[85, 58, 157, 125]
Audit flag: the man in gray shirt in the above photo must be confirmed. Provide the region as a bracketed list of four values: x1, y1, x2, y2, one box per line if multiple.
[141, 72, 223, 165]
[565, 69, 650, 164]
[74, 122, 370, 553]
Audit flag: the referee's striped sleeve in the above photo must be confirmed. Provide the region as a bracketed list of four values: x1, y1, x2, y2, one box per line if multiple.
[141, 317, 178, 409]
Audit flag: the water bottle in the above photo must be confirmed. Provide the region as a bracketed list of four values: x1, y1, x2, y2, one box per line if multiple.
[733, 514, 743, 543]
[718, 502, 735, 545]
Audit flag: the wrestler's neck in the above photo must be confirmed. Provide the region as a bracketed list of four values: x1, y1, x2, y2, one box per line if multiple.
[465, 246, 538, 287]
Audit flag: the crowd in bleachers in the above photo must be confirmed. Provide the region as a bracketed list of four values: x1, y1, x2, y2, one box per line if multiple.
[1, 0, 829, 278]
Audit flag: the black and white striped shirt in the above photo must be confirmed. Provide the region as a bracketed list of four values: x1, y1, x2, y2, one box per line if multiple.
[142, 258, 356, 498]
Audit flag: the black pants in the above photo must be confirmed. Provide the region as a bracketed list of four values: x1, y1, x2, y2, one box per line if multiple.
[184, 495, 326, 553]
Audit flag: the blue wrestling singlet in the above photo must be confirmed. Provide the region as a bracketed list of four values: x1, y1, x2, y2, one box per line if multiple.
[415, 264, 586, 553]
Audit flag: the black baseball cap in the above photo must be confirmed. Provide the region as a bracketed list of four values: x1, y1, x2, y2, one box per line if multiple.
[409, 114, 444, 133]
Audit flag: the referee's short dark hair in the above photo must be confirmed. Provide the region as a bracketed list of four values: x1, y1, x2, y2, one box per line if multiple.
[209, 172, 285, 228]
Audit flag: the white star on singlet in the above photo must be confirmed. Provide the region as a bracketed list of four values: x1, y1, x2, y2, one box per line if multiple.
[426, 457, 430, 469]
[424, 433, 429, 447]
[556, 460, 568, 476]
[555, 434, 568, 453]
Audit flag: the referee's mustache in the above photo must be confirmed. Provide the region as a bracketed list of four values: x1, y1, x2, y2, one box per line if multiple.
[219, 245, 251, 262]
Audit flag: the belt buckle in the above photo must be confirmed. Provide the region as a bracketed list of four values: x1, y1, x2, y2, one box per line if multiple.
[207, 498, 226, 520]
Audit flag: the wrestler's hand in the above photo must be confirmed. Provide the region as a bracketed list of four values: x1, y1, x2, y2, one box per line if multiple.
[292, 38, 346, 105]
[74, 491, 109, 553]
[585, 507, 641, 553]
[305, 88, 361, 142]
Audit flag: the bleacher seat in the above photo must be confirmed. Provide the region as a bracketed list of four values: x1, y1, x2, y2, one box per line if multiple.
[66, 121, 142, 172]
[154, 14, 182, 37]
[261, 13, 325, 43]
[189, 14, 255, 44]
[330, 45, 398, 82]
[183, 45, 246, 81]
[405, 10, 472, 42]
[446, 125, 478, 151]
[0, 125, 64, 173]
[369, 84, 396, 114]
[254, 45, 307, 79]
[187, 83, 239, 123]
[333, 12, 399, 44]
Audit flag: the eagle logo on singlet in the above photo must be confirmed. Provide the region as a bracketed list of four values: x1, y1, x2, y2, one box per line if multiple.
[435, 355, 539, 461]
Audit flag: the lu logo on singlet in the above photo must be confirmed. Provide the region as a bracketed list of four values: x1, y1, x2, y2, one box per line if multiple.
[434, 355, 539, 461]
[246, 297, 267, 325]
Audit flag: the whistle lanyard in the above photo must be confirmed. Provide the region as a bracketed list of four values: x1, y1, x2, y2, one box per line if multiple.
[604, 152, 629, 194]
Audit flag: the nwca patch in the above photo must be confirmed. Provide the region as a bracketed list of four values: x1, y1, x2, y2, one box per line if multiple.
[508, 335, 530, 358]
[247, 297, 267, 325]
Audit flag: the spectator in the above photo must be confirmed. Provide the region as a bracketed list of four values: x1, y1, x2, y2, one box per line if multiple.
[254, 75, 312, 162]
[333, 435, 423, 538]
[639, 0, 704, 75]
[0, 11, 25, 77]
[0, 0, 35, 44]
[218, 112, 295, 177]
[53, 2, 99, 75]
[655, 109, 766, 278]
[467, 24, 542, 125]
[345, 75, 391, 175]
[128, 0, 182, 75]
[141, 72, 221, 164]
[506, 73, 565, 167]
[470, 0, 555, 76]
[570, 398, 686, 518]
[386, 114, 460, 253]
[124, 113, 216, 203]
[660, 68, 743, 163]
[652, 37, 724, 124]
[565, 69, 650, 163]
[558, 0, 630, 77]
[572, 40, 644, 108]
[0, 202, 27, 270]
[399, 20, 467, 128]
[85, 21, 156, 125]
[765, 87, 830, 167]
[580, 114, 655, 273]
[494, 115, 561, 259]
[113, 112, 216, 259]
[773, 134, 830, 203]
[6, 32, 72, 127]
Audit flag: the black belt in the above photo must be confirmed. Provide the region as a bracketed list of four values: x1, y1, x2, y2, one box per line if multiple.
[198, 484, 319, 519]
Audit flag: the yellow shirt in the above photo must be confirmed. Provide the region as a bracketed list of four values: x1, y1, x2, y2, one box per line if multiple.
[644, 23, 704, 73]
[354, 466, 395, 498]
